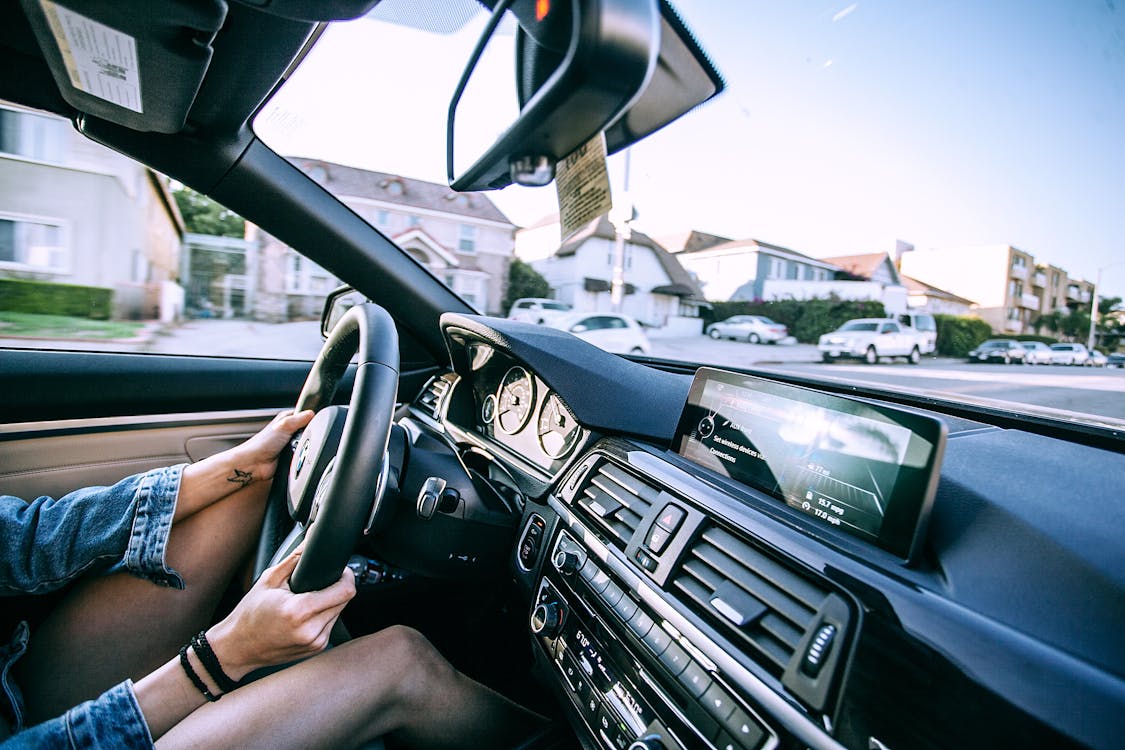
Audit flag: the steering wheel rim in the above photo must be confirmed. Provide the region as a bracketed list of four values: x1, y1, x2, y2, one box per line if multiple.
[256, 302, 399, 593]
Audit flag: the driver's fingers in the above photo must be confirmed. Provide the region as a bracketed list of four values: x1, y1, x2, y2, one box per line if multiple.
[261, 547, 303, 587]
[295, 567, 356, 613]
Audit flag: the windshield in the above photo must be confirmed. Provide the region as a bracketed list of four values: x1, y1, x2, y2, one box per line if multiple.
[250, 0, 1124, 425]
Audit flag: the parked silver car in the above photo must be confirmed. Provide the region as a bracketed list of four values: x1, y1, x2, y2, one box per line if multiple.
[1049, 343, 1090, 365]
[1017, 341, 1053, 365]
[706, 315, 788, 344]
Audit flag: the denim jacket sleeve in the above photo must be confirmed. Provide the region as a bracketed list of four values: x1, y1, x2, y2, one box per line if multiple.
[0, 465, 187, 596]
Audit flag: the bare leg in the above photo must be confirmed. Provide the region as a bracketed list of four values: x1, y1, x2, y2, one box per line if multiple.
[156, 625, 544, 750]
[16, 481, 269, 723]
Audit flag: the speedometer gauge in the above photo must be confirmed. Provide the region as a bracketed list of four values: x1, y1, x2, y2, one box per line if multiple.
[496, 366, 535, 434]
[537, 392, 581, 459]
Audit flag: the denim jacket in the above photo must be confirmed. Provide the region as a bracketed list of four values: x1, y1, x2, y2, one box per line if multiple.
[0, 465, 185, 749]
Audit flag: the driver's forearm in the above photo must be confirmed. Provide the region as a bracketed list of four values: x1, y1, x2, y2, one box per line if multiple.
[132, 650, 211, 740]
[175, 446, 261, 522]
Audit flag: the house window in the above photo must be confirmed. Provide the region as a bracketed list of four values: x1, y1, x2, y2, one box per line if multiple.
[458, 224, 477, 253]
[407, 214, 421, 227]
[0, 216, 68, 272]
[1007, 307, 1021, 321]
[769, 258, 786, 279]
[375, 210, 389, 228]
[0, 107, 68, 162]
[787, 263, 799, 280]
[285, 253, 303, 293]
[803, 266, 815, 281]
[1011, 255, 1027, 269]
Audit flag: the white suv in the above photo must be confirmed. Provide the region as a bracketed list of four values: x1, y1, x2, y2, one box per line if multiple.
[819, 318, 923, 364]
[507, 298, 572, 324]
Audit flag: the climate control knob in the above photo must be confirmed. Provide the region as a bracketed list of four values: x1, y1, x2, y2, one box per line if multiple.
[531, 601, 564, 638]
[627, 737, 666, 750]
[553, 550, 581, 576]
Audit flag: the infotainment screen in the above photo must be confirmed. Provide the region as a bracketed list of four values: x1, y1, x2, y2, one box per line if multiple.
[674, 368, 946, 560]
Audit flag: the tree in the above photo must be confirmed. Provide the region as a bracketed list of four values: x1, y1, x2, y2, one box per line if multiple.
[172, 185, 246, 238]
[503, 259, 551, 312]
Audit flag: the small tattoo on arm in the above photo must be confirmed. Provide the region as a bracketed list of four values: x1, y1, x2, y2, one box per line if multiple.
[227, 468, 254, 488]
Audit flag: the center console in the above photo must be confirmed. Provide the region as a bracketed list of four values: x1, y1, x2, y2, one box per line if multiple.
[527, 523, 777, 750]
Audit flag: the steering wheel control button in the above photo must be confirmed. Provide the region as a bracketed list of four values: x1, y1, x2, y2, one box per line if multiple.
[701, 684, 737, 722]
[645, 525, 672, 555]
[656, 504, 685, 532]
[801, 622, 838, 678]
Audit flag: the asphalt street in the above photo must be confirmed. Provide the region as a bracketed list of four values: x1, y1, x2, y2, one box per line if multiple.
[4, 321, 1121, 422]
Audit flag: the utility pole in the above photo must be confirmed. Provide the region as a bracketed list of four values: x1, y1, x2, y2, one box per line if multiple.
[610, 149, 633, 313]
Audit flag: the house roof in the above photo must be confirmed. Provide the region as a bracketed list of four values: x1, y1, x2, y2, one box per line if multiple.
[902, 274, 978, 306]
[690, 238, 839, 270]
[549, 215, 706, 300]
[658, 229, 733, 254]
[818, 252, 900, 281]
[289, 157, 513, 225]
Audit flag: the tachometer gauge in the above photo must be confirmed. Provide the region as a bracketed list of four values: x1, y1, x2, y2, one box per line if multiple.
[496, 366, 535, 434]
[537, 392, 581, 459]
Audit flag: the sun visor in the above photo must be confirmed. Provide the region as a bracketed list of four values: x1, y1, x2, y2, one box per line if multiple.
[19, 0, 227, 133]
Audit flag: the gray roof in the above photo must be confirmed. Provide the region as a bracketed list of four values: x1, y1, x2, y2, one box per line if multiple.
[555, 216, 705, 300]
[658, 229, 732, 254]
[290, 157, 513, 225]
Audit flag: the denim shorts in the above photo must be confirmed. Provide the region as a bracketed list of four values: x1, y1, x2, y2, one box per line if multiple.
[2, 682, 153, 750]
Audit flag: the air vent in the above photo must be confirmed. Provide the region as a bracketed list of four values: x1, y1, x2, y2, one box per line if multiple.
[671, 524, 830, 676]
[573, 459, 660, 549]
[415, 373, 452, 419]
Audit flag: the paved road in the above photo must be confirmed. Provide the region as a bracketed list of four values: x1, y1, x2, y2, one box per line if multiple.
[5, 323, 1122, 422]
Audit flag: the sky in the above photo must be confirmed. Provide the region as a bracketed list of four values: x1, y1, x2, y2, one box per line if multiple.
[256, 0, 1125, 300]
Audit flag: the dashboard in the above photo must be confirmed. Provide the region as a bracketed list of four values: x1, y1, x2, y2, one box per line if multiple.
[407, 313, 1124, 750]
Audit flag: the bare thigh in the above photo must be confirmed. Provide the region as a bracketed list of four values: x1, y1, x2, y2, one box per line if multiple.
[16, 482, 268, 723]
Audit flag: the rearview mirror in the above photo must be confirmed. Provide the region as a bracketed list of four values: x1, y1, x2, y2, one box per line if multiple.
[448, 0, 724, 192]
[448, 0, 659, 191]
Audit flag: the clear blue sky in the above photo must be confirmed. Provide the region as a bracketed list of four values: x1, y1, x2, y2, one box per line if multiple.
[259, 0, 1125, 299]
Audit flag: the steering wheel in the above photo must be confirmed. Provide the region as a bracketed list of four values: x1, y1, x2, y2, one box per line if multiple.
[254, 303, 399, 593]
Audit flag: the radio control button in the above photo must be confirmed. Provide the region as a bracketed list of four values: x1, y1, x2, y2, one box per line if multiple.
[701, 684, 737, 722]
[601, 582, 624, 607]
[612, 594, 638, 622]
[589, 568, 612, 593]
[710, 730, 738, 750]
[658, 643, 690, 676]
[643, 624, 672, 655]
[585, 693, 600, 717]
[684, 702, 720, 744]
[678, 660, 711, 698]
[725, 708, 765, 748]
[580, 559, 599, 581]
[627, 610, 653, 639]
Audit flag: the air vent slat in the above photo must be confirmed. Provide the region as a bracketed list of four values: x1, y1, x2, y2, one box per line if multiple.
[760, 613, 804, 651]
[703, 527, 826, 611]
[692, 543, 815, 628]
[569, 459, 657, 550]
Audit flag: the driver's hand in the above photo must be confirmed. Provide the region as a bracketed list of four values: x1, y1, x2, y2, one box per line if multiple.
[204, 546, 356, 680]
[233, 409, 315, 482]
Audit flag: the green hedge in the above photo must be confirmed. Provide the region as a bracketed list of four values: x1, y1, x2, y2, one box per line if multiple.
[934, 314, 992, 357]
[0, 278, 113, 320]
[708, 297, 887, 343]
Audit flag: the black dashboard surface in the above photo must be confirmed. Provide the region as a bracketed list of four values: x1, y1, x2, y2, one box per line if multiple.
[425, 314, 1124, 750]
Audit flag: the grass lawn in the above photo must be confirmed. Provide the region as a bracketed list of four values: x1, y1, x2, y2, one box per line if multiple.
[0, 311, 145, 339]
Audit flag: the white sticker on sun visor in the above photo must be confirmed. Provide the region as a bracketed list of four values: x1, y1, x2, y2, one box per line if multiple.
[556, 134, 613, 242]
[39, 0, 143, 113]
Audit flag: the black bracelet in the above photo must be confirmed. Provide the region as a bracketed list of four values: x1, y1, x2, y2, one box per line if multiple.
[179, 644, 220, 702]
[190, 630, 240, 694]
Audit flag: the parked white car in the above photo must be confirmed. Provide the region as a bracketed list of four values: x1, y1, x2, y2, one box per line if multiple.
[507, 298, 572, 324]
[1017, 341, 1053, 365]
[1049, 343, 1090, 365]
[547, 312, 651, 355]
[895, 312, 938, 355]
[1086, 350, 1107, 367]
[818, 318, 923, 364]
[705, 315, 788, 343]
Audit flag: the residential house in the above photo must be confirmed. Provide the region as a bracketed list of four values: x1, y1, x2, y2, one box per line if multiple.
[901, 275, 977, 316]
[258, 159, 515, 319]
[817, 252, 909, 314]
[899, 245, 1092, 335]
[671, 237, 841, 303]
[514, 215, 707, 331]
[0, 102, 184, 320]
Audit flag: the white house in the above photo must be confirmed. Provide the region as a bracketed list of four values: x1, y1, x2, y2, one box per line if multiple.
[514, 215, 707, 331]
[671, 237, 839, 302]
